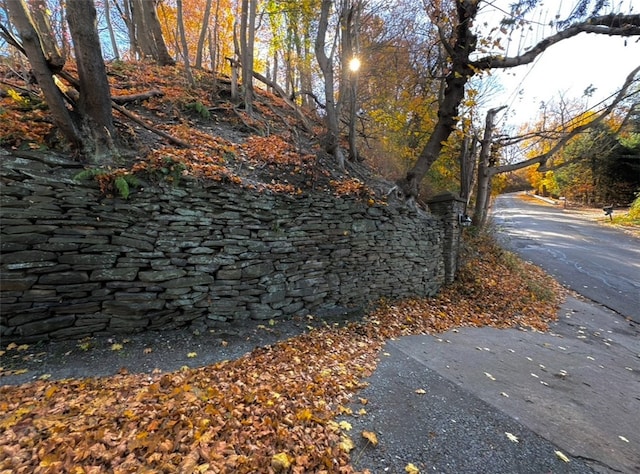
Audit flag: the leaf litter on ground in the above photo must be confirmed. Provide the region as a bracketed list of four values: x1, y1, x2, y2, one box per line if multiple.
[0, 233, 565, 473]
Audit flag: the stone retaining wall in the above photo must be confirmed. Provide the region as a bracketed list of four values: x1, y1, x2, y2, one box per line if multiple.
[1, 150, 458, 343]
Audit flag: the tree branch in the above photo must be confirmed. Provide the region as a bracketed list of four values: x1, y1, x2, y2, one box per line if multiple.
[490, 65, 640, 176]
[472, 14, 640, 70]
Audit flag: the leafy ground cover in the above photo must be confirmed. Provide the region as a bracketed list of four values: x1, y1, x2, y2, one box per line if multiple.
[0, 233, 564, 473]
[0, 61, 384, 201]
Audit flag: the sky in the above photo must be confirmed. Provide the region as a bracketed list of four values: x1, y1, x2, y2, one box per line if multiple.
[475, 0, 640, 130]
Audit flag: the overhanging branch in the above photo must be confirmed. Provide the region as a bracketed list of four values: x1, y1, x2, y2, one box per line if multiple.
[471, 14, 640, 70]
[489, 64, 640, 176]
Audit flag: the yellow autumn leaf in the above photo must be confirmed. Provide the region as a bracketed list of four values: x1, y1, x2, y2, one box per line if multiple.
[362, 430, 378, 446]
[358, 408, 367, 415]
[555, 450, 570, 462]
[296, 408, 312, 422]
[414, 388, 427, 394]
[339, 435, 354, 453]
[405, 463, 420, 473]
[339, 420, 352, 431]
[271, 452, 292, 471]
[187, 352, 197, 358]
[111, 343, 123, 351]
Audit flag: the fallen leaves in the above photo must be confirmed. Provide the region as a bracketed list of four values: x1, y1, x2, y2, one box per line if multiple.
[362, 431, 378, 446]
[271, 452, 292, 471]
[0, 232, 565, 472]
[405, 462, 420, 473]
[555, 450, 571, 463]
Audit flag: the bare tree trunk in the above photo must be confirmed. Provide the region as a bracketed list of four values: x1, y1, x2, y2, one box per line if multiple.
[118, 0, 137, 57]
[231, 20, 239, 100]
[343, 0, 361, 162]
[473, 106, 506, 227]
[132, 0, 174, 65]
[66, 0, 116, 162]
[176, 0, 195, 87]
[239, 0, 256, 114]
[103, 0, 120, 60]
[148, 1, 174, 66]
[195, 0, 213, 69]
[315, 0, 345, 168]
[130, 0, 151, 58]
[459, 133, 477, 206]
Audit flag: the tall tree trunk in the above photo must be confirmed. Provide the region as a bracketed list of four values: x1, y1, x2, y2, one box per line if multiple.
[343, 0, 361, 162]
[103, 0, 120, 60]
[195, 0, 213, 69]
[149, 0, 174, 66]
[136, 0, 174, 65]
[176, 0, 195, 87]
[315, 0, 345, 168]
[130, 0, 151, 58]
[459, 133, 477, 206]
[119, 0, 137, 57]
[66, 0, 116, 162]
[239, 0, 256, 114]
[231, 20, 239, 100]
[473, 106, 506, 227]
[7, 0, 82, 148]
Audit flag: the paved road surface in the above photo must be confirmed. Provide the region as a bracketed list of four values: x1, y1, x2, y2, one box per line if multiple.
[345, 194, 639, 473]
[493, 193, 640, 323]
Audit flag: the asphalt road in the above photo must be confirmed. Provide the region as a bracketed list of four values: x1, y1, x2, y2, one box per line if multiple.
[344, 193, 639, 474]
[492, 193, 640, 323]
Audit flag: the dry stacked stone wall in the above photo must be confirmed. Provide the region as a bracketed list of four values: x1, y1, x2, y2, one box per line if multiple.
[1, 150, 453, 343]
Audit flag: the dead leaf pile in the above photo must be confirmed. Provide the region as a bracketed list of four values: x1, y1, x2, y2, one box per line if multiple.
[0, 232, 564, 473]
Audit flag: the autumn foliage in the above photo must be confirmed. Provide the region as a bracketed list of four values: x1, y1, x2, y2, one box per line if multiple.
[0, 232, 563, 473]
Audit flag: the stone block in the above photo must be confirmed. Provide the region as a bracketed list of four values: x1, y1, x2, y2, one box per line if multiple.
[0, 274, 38, 291]
[18, 314, 76, 336]
[139, 269, 187, 282]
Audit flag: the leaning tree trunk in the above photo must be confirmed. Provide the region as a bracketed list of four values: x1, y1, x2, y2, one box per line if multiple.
[7, 0, 82, 148]
[66, 0, 116, 162]
[195, 0, 213, 69]
[397, 0, 479, 200]
[27, 0, 64, 71]
[176, 0, 195, 87]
